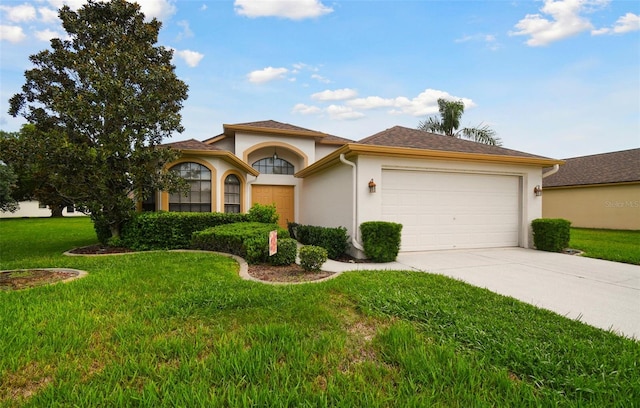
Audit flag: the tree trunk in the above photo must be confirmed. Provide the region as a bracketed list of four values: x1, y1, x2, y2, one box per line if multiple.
[50, 205, 64, 217]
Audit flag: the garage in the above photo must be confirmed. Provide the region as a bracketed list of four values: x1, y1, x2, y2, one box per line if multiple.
[381, 169, 521, 251]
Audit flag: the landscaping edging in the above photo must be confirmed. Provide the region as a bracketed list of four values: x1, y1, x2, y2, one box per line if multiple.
[63, 247, 343, 285]
[1, 268, 88, 290]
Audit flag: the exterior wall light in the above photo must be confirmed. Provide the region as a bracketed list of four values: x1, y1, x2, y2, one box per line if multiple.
[368, 178, 377, 193]
[534, 185, 542, 197]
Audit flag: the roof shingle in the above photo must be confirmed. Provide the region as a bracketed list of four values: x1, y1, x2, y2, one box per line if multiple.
[358, 126, 553, 160]
[543, 148, 640, 187]
[162, 139, 221, 151]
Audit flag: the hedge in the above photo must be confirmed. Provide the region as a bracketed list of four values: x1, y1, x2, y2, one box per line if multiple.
[191, 222, 289, 264]
[531, 218, 571, 252]
[121, 211, 247, 250]
[291, 223, 349, 260]
[360, 221, 403, 262]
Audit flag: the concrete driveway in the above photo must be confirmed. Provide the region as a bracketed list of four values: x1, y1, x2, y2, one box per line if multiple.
[325, 248, 640, 339]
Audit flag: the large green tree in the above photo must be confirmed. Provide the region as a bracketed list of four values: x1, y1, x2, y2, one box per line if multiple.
[8, 0, 188, 239]
[418, 98, 502, 146]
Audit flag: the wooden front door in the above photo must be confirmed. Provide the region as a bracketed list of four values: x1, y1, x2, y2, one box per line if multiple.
[251, 185, 295, 229]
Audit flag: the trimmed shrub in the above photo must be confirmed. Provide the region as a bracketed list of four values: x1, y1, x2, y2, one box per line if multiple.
[91, 213, 113, 245]
[121, 211, 247, 250]
[268, 238, 298, 266]
[295, 224, 348, 260]
[531, 218, 571, 252]
[190, 222, 289, 264]
[360, 221, 403, 262]
[299, 245, 328, 272]
[247, 203, 279, 224]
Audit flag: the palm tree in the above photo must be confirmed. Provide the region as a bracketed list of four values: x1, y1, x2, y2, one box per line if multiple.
[418, 98, 502, 146]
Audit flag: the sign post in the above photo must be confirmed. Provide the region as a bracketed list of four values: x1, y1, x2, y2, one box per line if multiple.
[269, 230, 277, 256]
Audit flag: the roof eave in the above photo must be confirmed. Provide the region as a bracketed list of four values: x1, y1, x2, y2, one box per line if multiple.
[179, 149, 259, 176]
[295, 144, 564, 178]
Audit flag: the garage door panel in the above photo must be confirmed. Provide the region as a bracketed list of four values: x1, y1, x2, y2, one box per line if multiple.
[382, 170, 520, 251]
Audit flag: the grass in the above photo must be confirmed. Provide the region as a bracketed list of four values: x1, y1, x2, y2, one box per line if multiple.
[1, 218, 639, 407]
[570, 228, 640, 265]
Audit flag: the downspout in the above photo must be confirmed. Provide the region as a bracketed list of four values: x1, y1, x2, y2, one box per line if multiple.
[339, 154, 365, 251]
[542, 164, 559, 179]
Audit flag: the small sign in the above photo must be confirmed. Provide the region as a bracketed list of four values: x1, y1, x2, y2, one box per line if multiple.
[269, 230, 278, 256]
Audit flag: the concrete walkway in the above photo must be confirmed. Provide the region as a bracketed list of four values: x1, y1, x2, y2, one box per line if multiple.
[321, 248, 640, 340]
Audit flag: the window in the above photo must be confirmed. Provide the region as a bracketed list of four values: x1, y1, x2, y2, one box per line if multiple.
[141, 193, 156, 212]
[66, 205, 75, 213]
[252, 157, 294, 175]
[38, 202, 47, 209]
[169, 162, 212, 212]
[224, 174, 241, 213]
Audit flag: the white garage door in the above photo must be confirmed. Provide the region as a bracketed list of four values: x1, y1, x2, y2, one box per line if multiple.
[382, 170, 521, 251]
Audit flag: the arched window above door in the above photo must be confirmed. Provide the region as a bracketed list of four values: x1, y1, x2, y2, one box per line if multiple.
[252, 157, 294, 175]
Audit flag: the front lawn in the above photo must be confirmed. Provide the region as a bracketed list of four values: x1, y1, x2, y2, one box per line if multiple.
[1, 218, 638, 407]
[570, 228, 640, 265]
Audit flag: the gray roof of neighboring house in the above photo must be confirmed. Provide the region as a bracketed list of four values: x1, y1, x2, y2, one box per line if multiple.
[543, 148, 640, 187]
[358, 126, 554, 160]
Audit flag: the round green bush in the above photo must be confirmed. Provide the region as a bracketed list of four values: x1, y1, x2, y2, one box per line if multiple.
[268, 238, 298, 266]
[299, 245, 328, 272]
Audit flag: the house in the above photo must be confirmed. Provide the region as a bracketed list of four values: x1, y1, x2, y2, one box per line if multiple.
[542, 149, 640, 230]
[153, 120, 563, 257]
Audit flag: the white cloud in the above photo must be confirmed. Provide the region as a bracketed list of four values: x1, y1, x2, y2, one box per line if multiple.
[200, 4, 208, 11]
[510, 0, 608, 46]
[247, 66, 289, 84]
[311, 88, 358, 101]
[347, 89, 475, 117]
[174, 49, 204, 67]
[135, 0, 177, 21]
[46, 0, 88, 11]
[292, 103, 322, 115]
[0, 25, 26, 43]
[592, 12, 640, 35]
[176, 20, 193, 41]
[35, 28, 62, 41]
[38, 7, 59, 23]
[311, 73, 330, 83]
[0, 4, 37, 22]
[234, 0, 333, 20]
[326, 105, 365, 120]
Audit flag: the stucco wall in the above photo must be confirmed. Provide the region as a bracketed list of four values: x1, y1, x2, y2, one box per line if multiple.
[349, 155, 543, 249]
[542, 183, 640, 230]
[298, 163, 353, 238]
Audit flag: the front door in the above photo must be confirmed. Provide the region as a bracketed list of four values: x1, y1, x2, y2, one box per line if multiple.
[251, 185, 294, 229]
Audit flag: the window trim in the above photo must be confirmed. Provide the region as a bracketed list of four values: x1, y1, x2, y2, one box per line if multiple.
[161, 159, 216, 212]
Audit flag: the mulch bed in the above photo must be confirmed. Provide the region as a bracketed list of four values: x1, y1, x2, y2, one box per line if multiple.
[67, 244, 134, 255]
[0, 269, 79, 291]
[247, 263, 335, 283]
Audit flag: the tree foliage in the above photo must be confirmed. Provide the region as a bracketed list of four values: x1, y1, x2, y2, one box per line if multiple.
[1, 126, 74, 216]
[418, 98, 502, 146]
[0, 162, 19, 213]
[8, 0, 188, 237]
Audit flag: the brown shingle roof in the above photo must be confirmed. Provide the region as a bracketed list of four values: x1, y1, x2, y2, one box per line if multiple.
[162, 139, 221, 151]
[224, 120, 353, 143]
[543, 148, 640, 187]
[358, 126, 552, 160]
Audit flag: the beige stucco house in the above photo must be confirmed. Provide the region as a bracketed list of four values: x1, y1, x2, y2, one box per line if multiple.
[152, 120, 562, 257]
[542, 149, 640, 230]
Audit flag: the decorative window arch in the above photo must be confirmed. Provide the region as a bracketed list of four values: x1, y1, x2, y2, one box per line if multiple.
[169, 162, 212, 212]
[252, 157, 295, 175]
[224, 174, 241, 213]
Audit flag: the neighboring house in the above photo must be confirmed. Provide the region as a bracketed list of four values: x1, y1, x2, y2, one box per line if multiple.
[0, 201, 85, 218]
[153, 120, 562, 256]
[542, 149, 640, 230]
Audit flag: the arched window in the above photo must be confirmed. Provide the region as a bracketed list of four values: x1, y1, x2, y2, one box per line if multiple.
[224, 174, 241, 213]
[169, 162, 212, 212]
[252, 157, 294, 175]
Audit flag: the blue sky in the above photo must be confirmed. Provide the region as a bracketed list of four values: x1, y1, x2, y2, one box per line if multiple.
[1, 0, 638, 159]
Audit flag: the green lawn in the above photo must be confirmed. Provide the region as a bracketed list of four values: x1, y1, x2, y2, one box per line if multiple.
[1, 218, 639, 407]
[570, 228, 640, 265]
